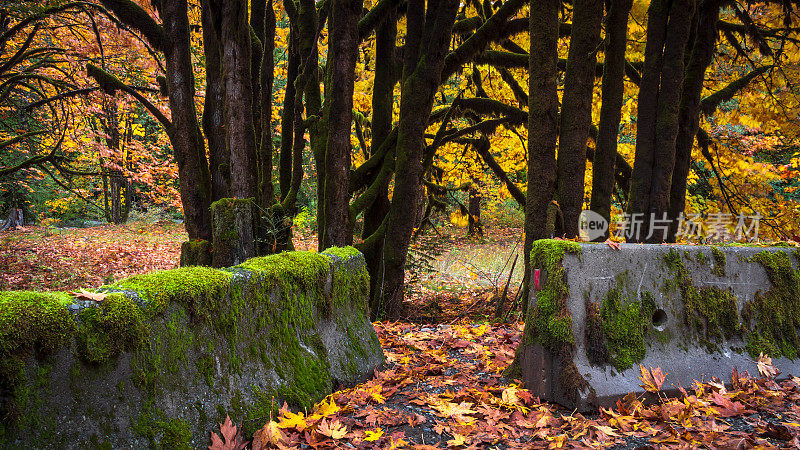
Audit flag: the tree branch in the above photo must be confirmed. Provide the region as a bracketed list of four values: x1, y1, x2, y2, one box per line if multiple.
[699, 65, 774, 115]
[86, 63, 173, 135]
[97, 0, 167, 51]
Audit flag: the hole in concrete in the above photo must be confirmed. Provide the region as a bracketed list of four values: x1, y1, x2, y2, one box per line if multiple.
[652, 309, 667, 331]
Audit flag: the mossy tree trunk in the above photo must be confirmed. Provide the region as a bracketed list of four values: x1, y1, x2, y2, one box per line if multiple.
[362, 7, 396, 317]
[522, 0, 561, 315]
[257, 0, 276, 210]
[202, 0, 230, 201]
[627, 0, 696, 242]
[376, 0, 459, 318]
[589, 0, 633, 240]
[157, 0, 214, 243]
[218, 0, 259, 200]
[320, 0, 362, 249]
[279, 35, 299, 201]
[211, 198, 258, 267]
[667, 1, 721, 241]
[556, 0, 603, 239]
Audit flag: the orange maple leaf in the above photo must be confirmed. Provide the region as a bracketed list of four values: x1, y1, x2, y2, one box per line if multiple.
[208, 415, 247, 450]
[639, 365, 667, 393]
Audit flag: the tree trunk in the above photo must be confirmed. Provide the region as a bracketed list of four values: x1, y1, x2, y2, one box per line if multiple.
[556, 0, 603, 238]
[377, 0, 459, 318]
[159, 0, 213, 242]
[627, 0, 696, 242]
[211, 198, 258, 267]
[102, 98, 126, 224]
[321, 0, 361, 249]
[279, 34, 298, 200]
[627, 0, 670, 241]
[468, 185, 483, 238]
[589, 0, 633, 239]
[647, 0, 696, 239]
[220, 0, 258, 199]
[257, 0, 276, 210]
[0, 208, 23, 231]
[363, 7, 396, 317]
[522, 0, 561, 314]
[102, 171, 111, 223]
[668, 1, 720, 241]
[202, 0, 230, 201]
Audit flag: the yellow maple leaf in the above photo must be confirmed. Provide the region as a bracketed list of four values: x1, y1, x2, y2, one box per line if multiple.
[316, 418, 347, 440]
[277, 409, 307, 430]
[315, 395, 339, 417]
[252, 420, 282, 447]
[363, 428, 384, 441]
[446, 433, 469, 447]
[502, 386, 520, 405]
[432, 401, 476, 423]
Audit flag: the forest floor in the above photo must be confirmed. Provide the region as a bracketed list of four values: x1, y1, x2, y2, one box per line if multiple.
[3, 222, 800, 449]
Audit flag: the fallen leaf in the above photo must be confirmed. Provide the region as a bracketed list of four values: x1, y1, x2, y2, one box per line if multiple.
[72, 288, 108, 302]
[277, 407, 307, 431]
[315, 395, 339, 417]
[446, 433, 469, 447]
[364, 428, 384, 442]
[251, 421, 282, 449]
[639, 365, 667, 393]
[757, 352, 779, 379]
[316, 418, 347, 440]
[208, 415, 247, 450]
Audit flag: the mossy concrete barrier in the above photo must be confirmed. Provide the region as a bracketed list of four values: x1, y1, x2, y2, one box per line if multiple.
[508, 239, 800, 411]
[0, 246, 383, 448]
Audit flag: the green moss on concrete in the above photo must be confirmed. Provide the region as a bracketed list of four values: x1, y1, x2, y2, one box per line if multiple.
[0, 291, 75, 398]
[131, 403, 191, 449]
[238, 251, 329, 290]
[158, 418, 191, 449]
[195, 354, 214, 387]
[323, 247, 370, 314]
[743, 250, 800, 358]
[77, 293, 147, 365]
[711, 246, 726, 277]
[113, 267, 232, 318]
[695, 251, 708, 265]
[240, 386, 280, 437]
[595, 276, 655, 371]
[0, 247, 375, 443]
[663, 250, 742, 346]
[524, 239, 582, 351]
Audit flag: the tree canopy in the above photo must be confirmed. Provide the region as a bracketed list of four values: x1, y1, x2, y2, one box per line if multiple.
[2, 0, 800, 317]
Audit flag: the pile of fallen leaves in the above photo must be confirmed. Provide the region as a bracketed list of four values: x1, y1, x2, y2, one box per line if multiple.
[211, 322, 800, 449]
[0, 223, 185, 291]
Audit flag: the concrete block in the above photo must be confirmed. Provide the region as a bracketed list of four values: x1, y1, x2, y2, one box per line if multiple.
[0, 247, 383, 448]
[511, 239, 800, 411]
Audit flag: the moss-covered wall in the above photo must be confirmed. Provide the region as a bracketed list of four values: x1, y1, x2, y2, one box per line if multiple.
[0, 246, 383, 448]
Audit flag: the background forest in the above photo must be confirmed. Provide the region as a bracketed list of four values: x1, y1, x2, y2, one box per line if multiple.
[2, 0, 800, 318]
